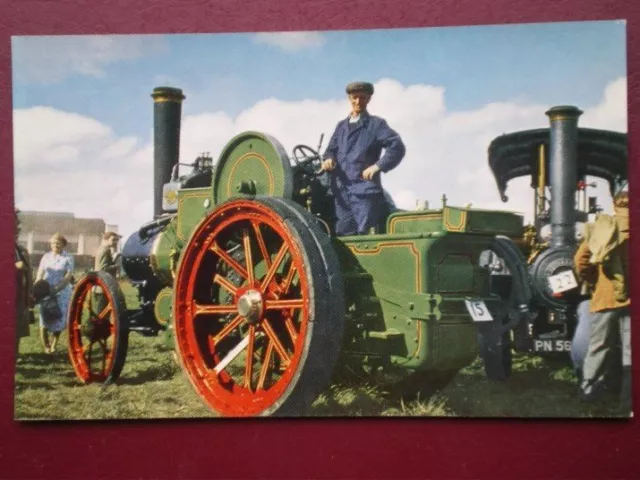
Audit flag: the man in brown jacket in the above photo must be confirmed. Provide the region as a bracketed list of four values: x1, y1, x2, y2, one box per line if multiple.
[574, 191, 630, 412]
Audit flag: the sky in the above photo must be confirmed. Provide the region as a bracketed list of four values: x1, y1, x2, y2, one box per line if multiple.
[11, 20, 628, 239]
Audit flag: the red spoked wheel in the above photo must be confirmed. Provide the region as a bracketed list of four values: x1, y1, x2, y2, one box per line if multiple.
[67, 271, 129, 384]
[174, 198, 344, 417]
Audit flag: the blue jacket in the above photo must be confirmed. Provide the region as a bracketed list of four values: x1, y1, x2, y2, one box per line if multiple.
[323, 112, 405, 195]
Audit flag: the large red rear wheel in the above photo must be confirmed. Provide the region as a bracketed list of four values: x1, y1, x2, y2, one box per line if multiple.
[174, 198, 344, 416]
[67, 271, 129, 384]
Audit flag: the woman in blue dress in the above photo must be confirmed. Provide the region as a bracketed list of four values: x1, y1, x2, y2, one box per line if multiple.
[36, 233, 75, 354]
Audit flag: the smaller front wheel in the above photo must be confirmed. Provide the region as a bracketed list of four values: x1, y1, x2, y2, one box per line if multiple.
[67, 271, 129, 384]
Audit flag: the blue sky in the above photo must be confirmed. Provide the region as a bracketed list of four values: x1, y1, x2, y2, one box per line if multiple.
[11, 20, 628, 237]
[13, 21, 626, 135]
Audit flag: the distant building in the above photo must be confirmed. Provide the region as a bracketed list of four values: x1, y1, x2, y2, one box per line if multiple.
[17, 211, 119, 271]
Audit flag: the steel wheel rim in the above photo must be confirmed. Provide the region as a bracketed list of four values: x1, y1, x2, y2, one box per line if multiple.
[175, 200, 311, 416]
[68, 276, 119, 383]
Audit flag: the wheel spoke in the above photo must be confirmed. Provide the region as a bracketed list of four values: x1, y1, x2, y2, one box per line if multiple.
[243, 229, 255, 286]
[257, 340, 274, 390]
[85, 342, 94, 371]
[211, 241, 248, 279]
[261, 319, 291, 366]
[252, 221, 272, 269]
[265, 298, 304, 310]
[243, 325, 256, 389]
[97, 305, 112, 321]
[214, 274, 239, 295]
[214, 330, 263, 374]
[284, 316, 298, 343]
[260, 244, 289, 294]
[86, 286, 94, 315]
[212, 314, 244, 344]
[99, 339, 108, 374]
[280, 263, 297, 294]
[193, 302, 238, 317]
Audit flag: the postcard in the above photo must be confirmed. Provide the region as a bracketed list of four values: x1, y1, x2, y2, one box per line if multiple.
[12, 20, 630, 419]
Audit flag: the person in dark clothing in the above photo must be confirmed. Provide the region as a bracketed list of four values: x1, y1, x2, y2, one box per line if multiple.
[321, 81, 406, 235]
[15, 210, 32, 351]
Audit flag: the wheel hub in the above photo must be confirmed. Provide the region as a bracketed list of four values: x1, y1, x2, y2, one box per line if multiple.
[237, 290, 263, 324]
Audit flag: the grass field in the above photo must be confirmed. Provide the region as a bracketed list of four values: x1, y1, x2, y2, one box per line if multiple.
[14, 279, 630, 420]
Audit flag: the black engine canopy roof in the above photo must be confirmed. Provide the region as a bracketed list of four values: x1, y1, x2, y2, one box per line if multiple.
[488, 127, 627, 201]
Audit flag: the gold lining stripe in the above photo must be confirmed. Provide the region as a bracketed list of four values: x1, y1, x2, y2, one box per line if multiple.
[347, 241, 422, 293]
[149, 233, 172, 285]
[154, 289, 173, 326]
[225, 152, 275, 199]
[443, 209, 467, 232]
[388, 213, 442, 234]
[177, 190, 212, 241]
[347, 241, 424, 358]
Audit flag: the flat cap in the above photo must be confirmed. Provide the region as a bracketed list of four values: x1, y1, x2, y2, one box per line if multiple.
[346, 81, 374, 95]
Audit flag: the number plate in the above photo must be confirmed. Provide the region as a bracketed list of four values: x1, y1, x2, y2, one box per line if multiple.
[533, 339, 572, 352]
[465, 300, 493, 322]
[548, 270, 578, 294]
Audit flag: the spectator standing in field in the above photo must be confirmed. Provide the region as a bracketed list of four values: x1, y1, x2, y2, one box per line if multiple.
[574, 191, 631, 412]
[570, 222, 595, 380]
[14, 210, 33, 351]
[93, 232, 122, 314]
[321, 81, 405, 235]
[36, 233, 74, 354]
[95, 231, 122, 276]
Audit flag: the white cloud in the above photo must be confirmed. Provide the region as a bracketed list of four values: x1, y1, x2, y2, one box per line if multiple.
[253, 32, 326, 52]
[13, 76, 627, 241]
[13, 107, 110, 169]
[102, 136, 138, 159]
[13, 108, 153, 237]
[12, 35, 167, 83]
[580, 77, 627, 132]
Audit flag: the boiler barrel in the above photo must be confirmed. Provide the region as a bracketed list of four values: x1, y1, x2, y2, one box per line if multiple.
[121, 230, 161, 282]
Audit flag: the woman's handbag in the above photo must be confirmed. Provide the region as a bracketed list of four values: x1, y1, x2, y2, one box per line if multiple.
[40, 294, 62, 325]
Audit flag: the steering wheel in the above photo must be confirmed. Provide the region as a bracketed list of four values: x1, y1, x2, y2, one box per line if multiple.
[292, 144, 323, 174]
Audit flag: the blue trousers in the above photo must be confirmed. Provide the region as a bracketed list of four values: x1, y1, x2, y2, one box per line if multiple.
[334, 188, 388, 236]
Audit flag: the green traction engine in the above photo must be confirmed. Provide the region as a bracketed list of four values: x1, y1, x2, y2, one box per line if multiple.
[66, 87, 610, 417]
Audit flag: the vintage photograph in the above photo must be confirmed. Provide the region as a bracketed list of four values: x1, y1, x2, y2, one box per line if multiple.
[12, 20, 630, 419]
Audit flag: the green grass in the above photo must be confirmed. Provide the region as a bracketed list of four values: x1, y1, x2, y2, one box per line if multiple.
[14, 280, 630, 420]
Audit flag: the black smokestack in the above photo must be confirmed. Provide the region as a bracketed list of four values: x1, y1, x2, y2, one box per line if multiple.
[545, 105, 583, 248]
[151, 86, 186, 218]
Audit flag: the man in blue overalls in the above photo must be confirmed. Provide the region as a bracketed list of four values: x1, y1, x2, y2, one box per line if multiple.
[321, 81, 406, 235]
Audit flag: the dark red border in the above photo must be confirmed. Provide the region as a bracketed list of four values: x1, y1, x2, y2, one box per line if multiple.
[2, 1, 639, 478]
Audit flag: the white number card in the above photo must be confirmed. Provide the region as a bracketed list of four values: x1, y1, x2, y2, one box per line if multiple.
[465, 300, 493, 322]
[548, 270, 578, 294]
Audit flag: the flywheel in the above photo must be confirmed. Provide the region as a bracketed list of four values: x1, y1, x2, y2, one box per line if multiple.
[212, 131, 294, 205]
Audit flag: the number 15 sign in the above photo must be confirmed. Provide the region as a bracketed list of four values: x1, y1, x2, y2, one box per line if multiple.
[464, 299, 494, 322]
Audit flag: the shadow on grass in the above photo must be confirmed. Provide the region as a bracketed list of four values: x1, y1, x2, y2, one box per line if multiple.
[116, 363, 179, 386]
